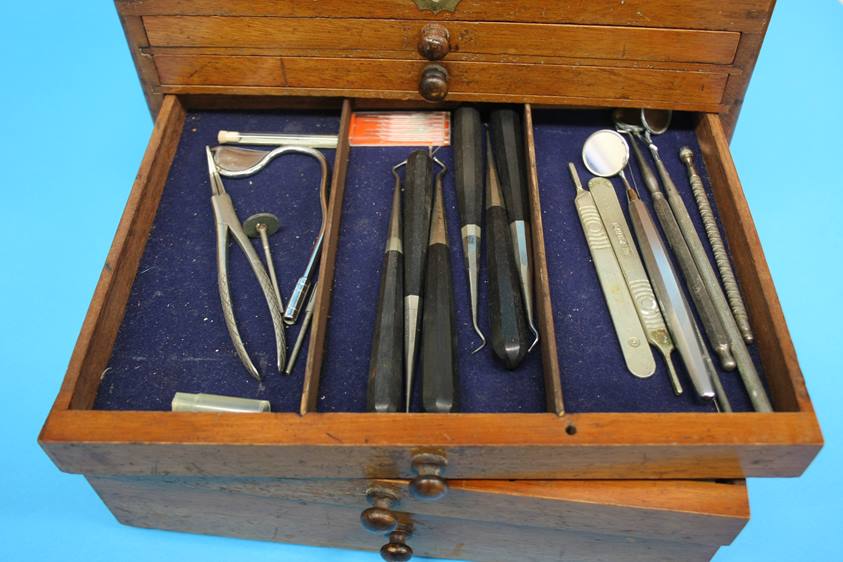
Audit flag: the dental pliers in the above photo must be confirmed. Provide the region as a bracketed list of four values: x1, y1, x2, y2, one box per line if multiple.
[205, 146, 286, 381]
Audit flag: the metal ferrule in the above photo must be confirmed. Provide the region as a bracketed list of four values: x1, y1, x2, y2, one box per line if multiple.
[404, 294, 421, 412]
[509, 220, 539, 349]
[285, 277, 311, 325]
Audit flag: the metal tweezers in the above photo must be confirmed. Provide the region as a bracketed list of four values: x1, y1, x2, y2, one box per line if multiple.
[205, 146, 286, 381]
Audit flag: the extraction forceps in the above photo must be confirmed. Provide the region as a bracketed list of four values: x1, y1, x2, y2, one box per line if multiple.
[213, 145, 331, 326]
[205, 147, 286, 381]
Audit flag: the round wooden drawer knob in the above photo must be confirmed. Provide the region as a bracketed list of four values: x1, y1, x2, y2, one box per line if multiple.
[418, 64, 449, 102]
[409, 453, 448, 500]
[361, 506, 398, 533]
[380, 529, 414, 562]
[361, 487, 400, 534]
[418, 23, 451, 60]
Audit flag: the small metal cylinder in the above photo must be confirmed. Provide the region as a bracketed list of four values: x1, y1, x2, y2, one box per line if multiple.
[171, 392, 271, 413]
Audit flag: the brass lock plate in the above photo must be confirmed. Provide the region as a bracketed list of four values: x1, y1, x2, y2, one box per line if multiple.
[413, 0, 462, 14]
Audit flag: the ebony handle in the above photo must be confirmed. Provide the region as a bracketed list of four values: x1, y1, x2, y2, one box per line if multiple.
[489, 109, 529, 222]
[402, 151, 434, 299]
[421, 172, 458, 414]
[453, 106, 485, 230]
[368, 183, 405, 413]
[409, 453, 449, 500]
[485, 141, 529, 369]
[486, 205, 528, 368]
[380, 526, 414, 562]
[418, 23, 450, 60]
[418, 64, 449, 102]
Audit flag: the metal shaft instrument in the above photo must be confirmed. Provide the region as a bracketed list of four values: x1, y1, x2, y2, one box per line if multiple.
[680, 146, 754, 344]
[485, 133, 529, 369]
[638, 115, 771, 412]
[205, 147, 286, 381]
[614, 122, 736, 373]
[243, 212, 284, 312]
[217, 130, 339, 148]
[284, 281, 318, 375]
[421, 157, 458, 412]
[580, 132, 721, 404]
[489, 109, 540, 351]
[212, 145, 331, 327]
[453, 106, 486, 352]
[367, 164, 405, 412]
[626, 184, 721, 405]
[588, 177, 683, 394]
[402, 150, 435, 412]
[569, 164, 655, 378]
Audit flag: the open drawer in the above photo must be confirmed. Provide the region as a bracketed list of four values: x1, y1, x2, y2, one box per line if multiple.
[88, 475, 748, 561]
[39, 95, 821, 481]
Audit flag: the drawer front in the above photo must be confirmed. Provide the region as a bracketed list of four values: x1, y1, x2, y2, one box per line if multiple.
[153, 55, 730, 111]
[88, 475, 746, 561]
[144, 17, 740, 65]
[118, 1, 773, 127]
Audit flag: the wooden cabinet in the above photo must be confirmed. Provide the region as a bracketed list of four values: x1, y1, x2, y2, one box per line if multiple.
[39, 1, 819, 560]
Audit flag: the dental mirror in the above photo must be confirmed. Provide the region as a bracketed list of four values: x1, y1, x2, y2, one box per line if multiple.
[641, 109, 672, 136]
[612, 108, 644, 134]
[582, 129, 636, 192]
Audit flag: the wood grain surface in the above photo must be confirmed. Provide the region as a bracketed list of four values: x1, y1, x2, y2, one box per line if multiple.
[524, 104, 564, 415]
[117, 0, 773, 32]
[143, 17, 740, 65]
[55, 96, 185, 411]
[87, 475, 748, 546]
[41, 409, 821, 479]
[88, 474, 730, 562]
[153, 55, 730, 108]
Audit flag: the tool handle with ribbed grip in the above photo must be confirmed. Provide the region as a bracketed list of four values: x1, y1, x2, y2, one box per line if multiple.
[588, 178, 673, 349]
[575, 191, 654, 378]
[680, 146, 753, 344]
[650, 191, 736, 371]
[628, 194, 716, 401]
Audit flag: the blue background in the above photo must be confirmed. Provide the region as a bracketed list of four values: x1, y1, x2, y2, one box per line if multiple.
[1, 1, 840, 560]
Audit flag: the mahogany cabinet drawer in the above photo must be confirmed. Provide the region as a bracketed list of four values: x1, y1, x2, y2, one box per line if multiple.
[143, 16, 740, 65]
[154, 55, 730, 112]
[39, 95, 821, 482]
[88, 475, 748, 562]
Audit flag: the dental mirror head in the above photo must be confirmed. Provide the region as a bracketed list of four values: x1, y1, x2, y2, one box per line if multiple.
[582, 129, 630, 178]
[641, 109, 672, 135]
[612, 108, 644, 134]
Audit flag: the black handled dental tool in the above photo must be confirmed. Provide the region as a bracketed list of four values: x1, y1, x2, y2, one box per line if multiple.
[489, 109, 539, 351]
[453, 106, 486, 352]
